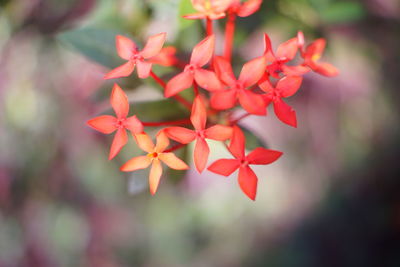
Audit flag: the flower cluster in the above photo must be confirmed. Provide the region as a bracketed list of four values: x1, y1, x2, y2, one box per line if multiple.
[87, 0, 338, 200]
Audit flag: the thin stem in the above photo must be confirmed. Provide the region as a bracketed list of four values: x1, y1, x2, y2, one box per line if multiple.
[164, 143, 187, 153]
[224, 13, 236, 63]
[142, 118, 191, 127]
[206, 18, 213, 36]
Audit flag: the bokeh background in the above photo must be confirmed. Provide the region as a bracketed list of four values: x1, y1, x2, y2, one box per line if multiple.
[1, 0, 400, 266]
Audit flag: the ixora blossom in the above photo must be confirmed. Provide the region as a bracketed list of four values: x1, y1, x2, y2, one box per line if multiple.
[104, 33, 166, 79]
[208, 126, 282, 200]
[183, 0, 232, 20]
[87, 84, 143, 160]
[228, 0, 262, 17]
[164, 96, 232, 173]
[120, 132, 188, 195]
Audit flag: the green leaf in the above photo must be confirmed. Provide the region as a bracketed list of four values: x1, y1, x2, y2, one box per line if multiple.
[320, 2, 365, 24]
[130, 98, 190, 122]
[57, 27, 130, 68]
[179, 0, 196, 29]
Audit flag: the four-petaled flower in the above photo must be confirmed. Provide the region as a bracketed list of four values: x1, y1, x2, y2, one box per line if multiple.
[87, 84, 144, 160]
[104, 33, 166, 79]
[184, 0, 233, 20]
[211, 55, 267, 115]
[228, 0, 262, 17]
[208, 126, 282, 200]
[259, 76, 303, 127]
[121, 132, 189, 195]
[164, 96, 232, 173]
[165, 35, 221, 97]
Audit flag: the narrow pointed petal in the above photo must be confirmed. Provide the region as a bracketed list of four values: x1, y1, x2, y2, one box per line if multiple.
[277, 76, 303, 98]
[190, 35, 215, 67]
[228, 126, 245, 159]
[149, 159, 163, 195]
[282, 65, 310, 76]
[191, 96, 207, 130]
[276, 38, 298, 60]
[238, 166, 258, 201]
[125, 115, 143, 134]
[208, 159, 240, 176]
[258, 78, 275, 93]
[87, 115, 117, 134]
[305, 38, 326, 60]
[194, 69, 222, 91]
[104, 61, 135, 80]
[159, 153, 189, 170]
[238, 90, 266, 115]
[297, 31, 305, 54]
[164, 127, 196, 144]
[165, 71, 194, 97]
[213, 56, 236, 85]
[315, 62, 339, 77]
[136, 60, 152, 79]
[273, 98, 297, 127]
[182, 13, 207, 20]
[194, 138, 210, 173]
[237, 0, 262, 17]
[109, 128, 128, 160]
[140, 32, 167, 59]
[155, 131, 170, 153]
[205, 125, 232, 141]
[210, 89, 237, 110]
[116, 35, 136, 60]
[263, 33, 276, 62]
[134, 133, 155, 153]
[111, 84, 129, 119]
[239, 56, 267, 88]
[120, 156, 152, 172]
[246, 148, 283, 165]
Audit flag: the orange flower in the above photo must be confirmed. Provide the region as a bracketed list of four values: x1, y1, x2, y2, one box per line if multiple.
[183, 0, 233, 20]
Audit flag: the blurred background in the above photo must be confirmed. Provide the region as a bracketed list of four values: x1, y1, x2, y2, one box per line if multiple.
[1, 0, 400, 266]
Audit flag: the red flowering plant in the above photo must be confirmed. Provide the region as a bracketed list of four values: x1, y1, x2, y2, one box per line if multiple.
[77, 0, 339, 200]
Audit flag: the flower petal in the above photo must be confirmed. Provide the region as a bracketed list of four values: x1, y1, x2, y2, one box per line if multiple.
[237, 0, 262, 17]
[120, 156, 152, 172]
[136, 60, 152, 79]
[282, 65, 310, 76]
[104, 61, 135, 80]
[305, 38, 326, 61]
[182, 13, 207, 20]
[164, 127, 196, 144]
[276, 38, 298, 60]
[277, 76, 303, 98]
[190, 96, 207, 130]
[205, 125, 232, 141]
[239, 56, 267, 88]
[159, 153, 189, 170]
[194, 138, 210, 173]
[238, 90, 266, 115]
[263, 33, 276, 62]
[246, 148, 283, 165]
[210, 89, 237, 110]
[258, 78, 275, 93]
[125, 115, 143, 134]
[228, 126, 245, 159]
[116, 35, 136, 60]
[134, 133, 155, 153]
[165, 71, 194, 98]
[194, 69, 222, 91]
[190, 35, 215, 67]
[109, 128, 128, 160]
[273, 98, 297, 127]
[155, 131, 170, 153]
[140, 32, 167, 59]
[149, 159, 163, 195]
[315, 62, 339, 77]
[208, 159, 240, 176]
[110, 84, 129, 119]
[213, 56, 236, 85]
[238, 166, 258, 201]
[87, 115, 117, 134]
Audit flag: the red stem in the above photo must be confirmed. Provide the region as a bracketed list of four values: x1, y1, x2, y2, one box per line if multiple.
[164, 143, 187, 153]
[224, 13, 236, 63]
[206, 18, 213, 36]
[142, 118, 191, 127]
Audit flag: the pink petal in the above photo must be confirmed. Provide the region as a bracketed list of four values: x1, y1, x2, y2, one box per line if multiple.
[136, 60, 152, 79]
[258, 78, 275, 93]
[159, 152, 189, 170]
[109, 128, 128, 160]
[238, 90, 266, 115]
[282, 65, 310, 76]
[110, 84, 129, 119]
[273, 98, 297, 128]
[277, 76, 303, 98]
[194, 137, 210, 173]
[239, 56, 267, 88]
[305, 38, 326, 60]
[124, 115, 143, 134]
[228, 126, 245, 159]
[120, 156, 152, 172]
[263, 33, 276, 62]
[208, 159, 240, 176]
[134, 133, 155, 153]
[238, 166, 258, 201]
[297, 31, 305, 54]
[165, 71, 194, 98]
[87, 115, 117, 134]
[104, 61, 135, 80]
[205, 125, 232, 141]
[210, 89, 237, 110]
[149, 159, 163, 195]
[190, 96, 207, 130]
[155, 131, 170, 153]
[246, 148, 283, 165]
[164, 127, 196, 144]
[194, 69, 222, 91]
[213, 56, 236, 86]
[315, 62, 339, 77]
[276, 38, 298, 60]
[190, 35, 215, 67]
[116, 35, 136, 60]
[237, 0, 262, 17]
[182, 13, 207, 20]
[140, 32, 167, 59]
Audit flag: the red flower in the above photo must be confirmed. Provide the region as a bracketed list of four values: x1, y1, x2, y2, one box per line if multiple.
[121, 132, 189, 195]
[264, 33, 309, 79]
[228, 0, 262, 17]
[259, 76, 303, 127]
[164, 96, 232, 173]
[149, 46, 178, 67]
[297, 31, 339, 77]
[183, 0, 232, 20]
[165, 35, 221, 97]
[87, 84, 144, 160]
[104, 33, 166, 79]
[210, 55, 267, 115]
[208, 126, 282, 200]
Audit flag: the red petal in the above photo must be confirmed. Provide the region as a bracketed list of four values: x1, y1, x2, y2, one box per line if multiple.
[182, 13, 207, 20]
[228, 126, 245, 159]
[159, 152, 189, 170]
[124, 115, 143, 134]
[149, 159, 163, 195]
[194, 69, 222, 91]
[116, 35, 136, 60]
[165, 71, 194, 97]
[238, 90, 266, 115]
[210, 89, 237, 110]
[238, 166, 258, 200]
[277, 76, 303, 98]
[263, 33, 276, 62]
[315, 62, 339, 77]
[239, 56, 267, 88]
[207, 159, 240, 176]
[205, 125, 232, 141]
[246, 148, 283, 165]
[276, 38, 298, 60]
[136, 60, 152, 79]
[110, 84, 129, 119]
[194, 138, 210, 173]
[190, 35, 215, 67]
[120, 156, 152, 172]
[273, 98, 297, 127]
[258, 77, 275, 93]
[109, 128, 128, 160]
[237, 0, 262, 17]
[140, 32, 166, 59]
[164, 127, 196, 144]
[305, 38, 326, 60]
[87, 115, 117, 134]
[190, 96, 207, 130]
[213, 56, 236, 85]
[282, 65, 310, 76]
[104, 61, 135, 80]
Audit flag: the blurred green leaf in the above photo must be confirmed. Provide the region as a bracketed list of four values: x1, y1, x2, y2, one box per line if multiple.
[179, 0, 196, 29]
[130, 98, 189, 122]
[321, 2, 365, 24]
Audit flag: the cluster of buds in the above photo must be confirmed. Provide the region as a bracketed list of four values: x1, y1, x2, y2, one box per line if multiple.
[87, 0, 338, 200]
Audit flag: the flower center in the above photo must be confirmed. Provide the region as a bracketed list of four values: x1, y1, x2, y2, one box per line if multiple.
[116, 118, 126, 128]
[234, 81, 244, 91]
[195, 130, 206, 139]
[148, 152, 159, 158]
[240, 158, 249, 167]
[131, 53, 144, 61]
[184, 64, 197, 74]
